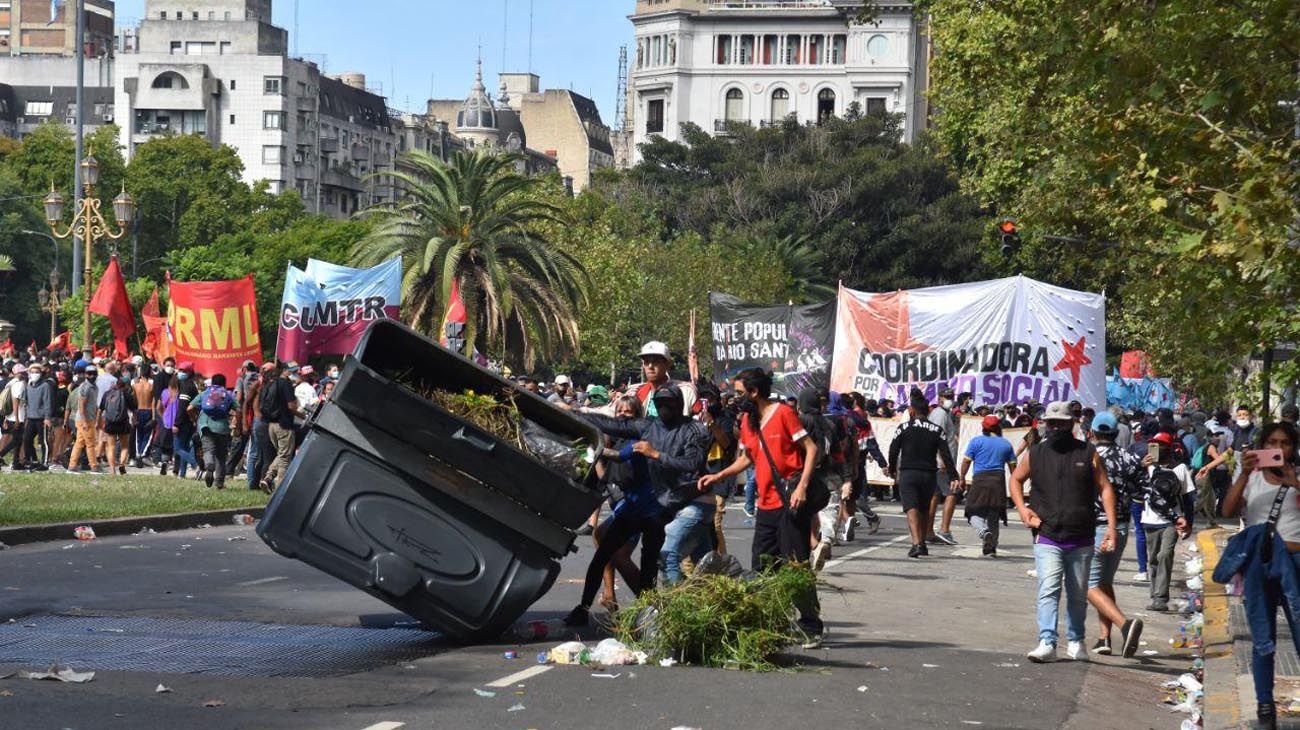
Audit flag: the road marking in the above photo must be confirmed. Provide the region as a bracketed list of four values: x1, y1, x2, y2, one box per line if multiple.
[485, 664, 552, 688]
[236, 576, 288, 587]
[359, 723, 405, 730]
[823, 534, 912, 570]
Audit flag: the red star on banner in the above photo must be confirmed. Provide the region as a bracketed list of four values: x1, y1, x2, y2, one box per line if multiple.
[1053, 336, 1092, 389]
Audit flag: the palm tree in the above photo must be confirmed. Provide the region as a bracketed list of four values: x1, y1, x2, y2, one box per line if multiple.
[353, 148, 588, 368]
[730, 234, 836, 302]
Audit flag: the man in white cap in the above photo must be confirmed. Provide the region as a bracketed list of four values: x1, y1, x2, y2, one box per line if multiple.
[1009, 401, 1119, 664]
[628, 341, 696, 418]
[548, 375, 578, 406]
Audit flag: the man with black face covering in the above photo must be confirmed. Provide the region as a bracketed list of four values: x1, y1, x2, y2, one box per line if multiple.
[564, 384, 709, 627]
[1010, 401, 1119, 664]
[888, 391, 959, 558]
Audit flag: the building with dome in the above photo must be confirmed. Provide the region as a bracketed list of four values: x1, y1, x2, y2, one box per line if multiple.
[626, 0, 930, 163]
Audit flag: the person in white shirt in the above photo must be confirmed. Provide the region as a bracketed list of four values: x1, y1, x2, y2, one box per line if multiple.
[1140, 431, 1191, 612]
[0, 363, 28, 467]
[293, 366, 319, 411]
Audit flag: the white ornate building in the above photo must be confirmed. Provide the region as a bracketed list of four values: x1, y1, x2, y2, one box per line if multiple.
[626, 0, 928, 162]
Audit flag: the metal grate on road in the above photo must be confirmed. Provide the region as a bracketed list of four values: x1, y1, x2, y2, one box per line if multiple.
[1230, 601, 1300, 677]
[0, 614, 442, 677]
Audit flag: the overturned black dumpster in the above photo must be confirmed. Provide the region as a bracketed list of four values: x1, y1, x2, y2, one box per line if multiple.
[257, 320, 604, 641]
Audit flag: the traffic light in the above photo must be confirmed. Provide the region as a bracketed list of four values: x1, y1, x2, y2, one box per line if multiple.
[998, 218, 1020, 256]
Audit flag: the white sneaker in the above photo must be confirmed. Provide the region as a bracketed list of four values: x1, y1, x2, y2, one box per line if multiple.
[811, 540, 832, 572]
[1066, 641, 1089, 662]
[1027, 641, 1056, 663]
[1132, 571, 1149, 583]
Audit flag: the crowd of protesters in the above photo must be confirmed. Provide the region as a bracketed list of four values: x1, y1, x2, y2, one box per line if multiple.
[0, 346, 338, 492]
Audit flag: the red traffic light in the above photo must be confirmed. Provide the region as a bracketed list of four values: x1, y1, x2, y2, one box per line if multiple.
[998, 219, 1018, 235]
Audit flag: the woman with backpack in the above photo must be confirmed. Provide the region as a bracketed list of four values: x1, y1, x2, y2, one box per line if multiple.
[99, 372, 137, 476]
[161, 374, 199, 479]
[189, 373, 235, 489]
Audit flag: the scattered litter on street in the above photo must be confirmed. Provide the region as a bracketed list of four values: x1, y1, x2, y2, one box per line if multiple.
[18, 665, 95, 683]
[0, 690, 12, 696]
[587, 638, 644, 666]
[547, 641, 587, 665]
[226, 536, 248, 542]
[922, 663, 940, 668]
[232, 514, 255, 526]
[591, 673, 621, 679]
[202, 699, 225, 708]
[856, 685, 868, 692]
[1142, 650, 1159, 656]
[155, 684, 171, 694]
[503, 651, 519, 660]
[0, 542, 7, 551]
[994, 662, 1020, 668]
[659, 658, 677, 667]
[508, 703, 526, 712]
[135, 527, 157, 535]
[473, 688, 497, 698]
[196, 524, 212, 529]
[962, 722, 984, 726]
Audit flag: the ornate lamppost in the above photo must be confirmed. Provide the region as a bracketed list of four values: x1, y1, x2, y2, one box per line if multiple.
[43, 154, 135, 350]
[37, 269, 69, 344]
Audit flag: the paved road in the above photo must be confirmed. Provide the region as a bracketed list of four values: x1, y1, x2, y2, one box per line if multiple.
[0, 503, 1201, 730]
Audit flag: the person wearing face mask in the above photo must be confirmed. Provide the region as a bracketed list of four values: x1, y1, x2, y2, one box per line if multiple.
[1139, 431, 1192, 612]
[1009, 401, 1119, 663]
[927, 387, 962, 546]
[99, 369, 138, 476]
[67, 365, 101, 473]
[1233, 406, 1258, 450]
[18, 364, 53, 471]
[0, 363, 28, 469]
[151, 359, 176, 471]
[563, 384, 709, 627]
[888, 391, 959, 558]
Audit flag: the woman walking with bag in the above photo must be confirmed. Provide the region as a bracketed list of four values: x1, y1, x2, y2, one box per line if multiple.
[1219, 421, 1300, 730]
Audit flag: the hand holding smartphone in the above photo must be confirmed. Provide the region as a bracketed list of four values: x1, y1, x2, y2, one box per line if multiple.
[1252, 448, 1285, 469]
[1147, 443, 1161, 463]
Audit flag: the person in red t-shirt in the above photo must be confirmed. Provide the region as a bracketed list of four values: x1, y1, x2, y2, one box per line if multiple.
[699, 368, 823, 648]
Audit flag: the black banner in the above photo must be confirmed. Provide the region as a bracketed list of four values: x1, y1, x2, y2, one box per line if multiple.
[708, 293, 836, 398]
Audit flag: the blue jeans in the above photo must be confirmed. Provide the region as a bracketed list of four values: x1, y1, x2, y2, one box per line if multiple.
[1088, 523, 1129, 589]
[1129, 501, 1148, 573]
[1249, 551, 1300, 704]
[245, 419, 264, 490]
[173, 432, 199, 477]
[661, 501, 716, 585]
[743, 468, 757, 513]
[1033, 541, 1093, 644]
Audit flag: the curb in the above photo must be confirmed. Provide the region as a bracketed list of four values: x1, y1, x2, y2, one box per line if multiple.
[0, 507, 265, 548]
[1199, 527, 1243, 730]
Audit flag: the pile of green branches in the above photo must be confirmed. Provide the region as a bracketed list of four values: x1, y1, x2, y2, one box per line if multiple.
[423, 388, 526, 451]
[614, 564, 817, 672]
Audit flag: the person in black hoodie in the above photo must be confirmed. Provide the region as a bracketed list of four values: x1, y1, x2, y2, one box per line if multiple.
[562, 384, 709, 627]
[888, 391, 959, 559]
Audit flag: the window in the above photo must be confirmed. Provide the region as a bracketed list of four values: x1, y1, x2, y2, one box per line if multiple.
[185, 41, 217, 55]
[646, 99, 664, 134]
[219, 41, 230, 55]
[652, 36, 662, 66]
[224, 11, 231, 20]
[865, 97, 888, 116]
[761, 34, 778, 64]
[208, 11, 214, 19]
[264, 76, 284, 95]
[263, 111, 284, 130]
[830, 35, 847, 64]
[24, 100, 52, 116]
[159, 10, 166, 19]
[716, 35, 732, 65]
[230, 79, 236, 90]
[867, 34, 889, 60]
[169, 41, 181, 54]
[817, 89, 836, 123]
[151, 71, 188, 89]
[771, 88, 790, 120]
[724, 88, 744, 121]
[809, 35, 824, 65]
[192, 11, 198, 19]
[262, 145, 283, 165]
[229, 114, 235, 124]
[739, 35, 755, 64]
[783, 34, 801, 64]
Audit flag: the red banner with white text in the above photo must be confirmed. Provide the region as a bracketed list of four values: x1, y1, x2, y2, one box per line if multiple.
[166, 275, 261, 382]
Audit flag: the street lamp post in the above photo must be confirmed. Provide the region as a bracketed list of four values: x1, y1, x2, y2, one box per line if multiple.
[37, 270, 69, 344]
[43, 154, 136, 351]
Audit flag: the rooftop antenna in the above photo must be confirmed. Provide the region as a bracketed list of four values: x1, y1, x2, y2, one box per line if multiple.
[292, 0, 299, 57]
[528, 0, 534, 73]
[502, 0, 510, 70]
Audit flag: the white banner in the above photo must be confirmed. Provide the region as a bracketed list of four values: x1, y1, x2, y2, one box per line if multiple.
[831, 276, 1107, 409]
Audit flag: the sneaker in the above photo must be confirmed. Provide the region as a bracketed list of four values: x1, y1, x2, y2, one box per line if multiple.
[935, 531, 958, 546]
[1091, 637, 1112, 656]
[159, 462, 168, 476]
[811, 540, 832, 572]
[742, 505, 756, 519]
[801, 631, 824, 650]
[1120, 618, 1144, 659]
[1146, 600, 1169, 613]
[908, 544, 923, 559]
[204, 470, 214, 488]
[918, 542, 929, 557]
[215, 480, 226, 490]
[1027, 641, 1056, 663]
[1132, 571, 1149, 583]
[1066, 641, 1089, 661]
[575, 523, 594, 537]
[118, 465, 127, 476]
[30, 463, 48, 472]
[982, 533, 996, 556]
[925, 534, 942, 545]
[867, 516, 881, 535]
[562, 605, 589, 627]
[1259, 702, 1278, 730]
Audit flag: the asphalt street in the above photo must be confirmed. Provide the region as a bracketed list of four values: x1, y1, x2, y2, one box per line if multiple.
[0, 502, 1201, 730]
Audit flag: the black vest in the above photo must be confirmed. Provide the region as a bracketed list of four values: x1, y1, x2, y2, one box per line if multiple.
[1028, 438, 1098, 542]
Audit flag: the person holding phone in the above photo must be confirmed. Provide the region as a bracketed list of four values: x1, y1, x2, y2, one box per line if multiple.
[1219, 421, 1300, 730]
[1141, 432, 1192, 612]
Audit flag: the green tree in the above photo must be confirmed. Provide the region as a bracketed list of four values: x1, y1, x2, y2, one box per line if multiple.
[0, 170, 58, 345]
[352, 149, 588, 368]
[924, 0, 1300, 403]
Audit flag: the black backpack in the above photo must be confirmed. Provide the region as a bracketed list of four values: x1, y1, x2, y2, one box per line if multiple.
[259, 379, 284, 422]
[103, 387, 129, 426]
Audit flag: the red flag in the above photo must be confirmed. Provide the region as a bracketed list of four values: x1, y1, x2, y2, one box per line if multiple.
[0, 339, 13, 357]
[439, 278, 468, 352]
[88, 256, 136, 357]
[140, 287, 174, 360]
[92, 342, 109, 359]
[47, 331, 71, 352]
[1119, 350, 1155, 379]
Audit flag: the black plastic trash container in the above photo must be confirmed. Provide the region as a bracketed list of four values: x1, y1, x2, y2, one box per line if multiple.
[257, 320, 605, 641]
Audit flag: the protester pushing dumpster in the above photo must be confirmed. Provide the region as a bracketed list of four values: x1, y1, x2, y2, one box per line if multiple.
[257, 320, 605, 642]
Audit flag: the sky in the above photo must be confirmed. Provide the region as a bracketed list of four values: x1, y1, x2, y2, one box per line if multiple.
[112, 0, 633, 122]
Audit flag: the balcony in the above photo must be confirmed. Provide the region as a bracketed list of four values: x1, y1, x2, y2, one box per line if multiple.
[714, 119, 749, 134]
[321, 163, 364, 192]
[319, 137, 339, 153]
